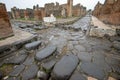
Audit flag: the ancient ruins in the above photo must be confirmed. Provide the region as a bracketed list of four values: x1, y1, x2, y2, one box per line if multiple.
[0, 3, 13, 39]
[93, 0, 120, 25]
[0, 0, 120, 80]
[10, 0, 87, 20]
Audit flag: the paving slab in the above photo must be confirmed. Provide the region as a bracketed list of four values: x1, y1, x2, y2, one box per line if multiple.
[51, 54, 79, 80]
[74, 45, 86, 52]
[25, 41, 41, 50]
[35, 45, 57, 61]
[42, 59, 57, 71]
[9, 64, 25, 77]
[69, 71, 87, 80]
[80, 62, 106, 80]
[5, 53, 27, 64]
[21, 64, 38, 80]
[78, 52, 92, 62]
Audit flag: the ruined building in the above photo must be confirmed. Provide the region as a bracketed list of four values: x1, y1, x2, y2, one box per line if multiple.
[0, 3, 13, 39]
[10, 0, 87, 20]
[93, 0, 120, 25]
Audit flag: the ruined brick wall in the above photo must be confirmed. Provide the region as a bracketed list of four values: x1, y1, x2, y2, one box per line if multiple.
[93, 0, 120, 25]
[0, 3, 13, 39]
[44, 3, 62, 17]
[40, 8, 45, 20]
[72, 4, 87, 17]
[34, 9, 42, 20]
[72, 4, 81, 16]
[24, 10, 29, 20]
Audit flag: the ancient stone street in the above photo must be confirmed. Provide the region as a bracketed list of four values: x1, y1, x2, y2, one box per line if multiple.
[0, 14, 120, 80]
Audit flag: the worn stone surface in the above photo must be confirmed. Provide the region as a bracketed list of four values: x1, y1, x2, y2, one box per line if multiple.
[74, 45, 86, 52]
[80, 62, 106, 80]
[90, 16, 116, 37]
[112, 41, 120, 50]
[69, 71, 87, 80]
[25, 41, 41, 50]
[5, 53, 27, 64]
[9, 64, 25, 77]
[21, 64, 38, 80]
[42, 59, 57, 71]
[35, 45, 57, 61]
[51, 54, 79, 80]
[77, 52, 92, 62]
[23, 54, 34, 65]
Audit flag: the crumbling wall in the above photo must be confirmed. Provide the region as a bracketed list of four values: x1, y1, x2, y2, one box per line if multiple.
[0, 3, 13, 39]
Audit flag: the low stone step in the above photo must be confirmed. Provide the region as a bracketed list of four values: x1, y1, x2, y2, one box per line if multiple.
[21, 64, 38, 80]
[51, 54, 79, 80]
[35, 45, 57, 61]
[13, 35, 37, 49]
[25, 41, 42, 50]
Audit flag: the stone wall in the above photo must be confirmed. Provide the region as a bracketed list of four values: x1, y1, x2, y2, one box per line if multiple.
[72, 4, 86, 17]
[93, 0, 120, 25]
[0, 3, 13, 39]
[10, 0, 87, 20]
[34, 9, 42, 20]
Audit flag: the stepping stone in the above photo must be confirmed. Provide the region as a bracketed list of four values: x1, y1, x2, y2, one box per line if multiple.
[25, 41, 42, 50]
[69, 71, 87, 80]
[78, 52, 92, 62]
[23, 55, 34, 66]
[9, 64, 25, 77]
[42, 59, 57, 71]
[5, 53, 27, 64]
[21, 64, 38, 80]
[80, 62, 105, 80]
[35, 45, 57, 61]
[51, 54, 79, 80]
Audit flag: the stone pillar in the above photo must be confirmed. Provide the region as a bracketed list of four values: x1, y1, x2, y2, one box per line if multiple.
[67, 0, 73, 17]
[0, 3, 13, 39]
[11, 7, 17, 19]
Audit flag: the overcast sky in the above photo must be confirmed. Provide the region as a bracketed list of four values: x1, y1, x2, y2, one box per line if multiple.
[0, 0, 105, 11]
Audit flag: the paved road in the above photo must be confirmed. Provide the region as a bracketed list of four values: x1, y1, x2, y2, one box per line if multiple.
[0, 15, 120, 80]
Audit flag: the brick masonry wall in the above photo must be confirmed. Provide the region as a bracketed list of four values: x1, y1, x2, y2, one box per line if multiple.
[0, 3, 13, 39]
